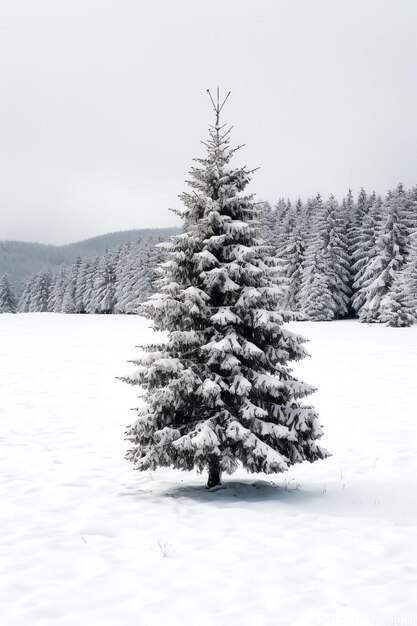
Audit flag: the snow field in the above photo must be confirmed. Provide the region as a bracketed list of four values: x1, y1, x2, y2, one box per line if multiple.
[0, 314, 416, 625]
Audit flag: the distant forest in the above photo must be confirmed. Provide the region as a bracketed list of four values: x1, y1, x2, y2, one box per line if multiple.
[0, 227, 180, 291]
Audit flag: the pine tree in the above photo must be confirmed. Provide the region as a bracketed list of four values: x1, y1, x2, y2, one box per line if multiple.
[408, 186, 417, 234]
[352, 195, 382, 315]
[28, 271, 52, 312]
[114, 242, 134, 312]
[90, 251, 116, 314]
[123, 91, 329, 488]
[379, 272, 415, 327]
[48, 269, 67, 312]
[403, 229, 417, 318]
[275, 198, 288, 233]
[343, 188, 356, 252]
[300, 194, 350, 319]
[17, 278, 33, 312]
[323, 195, 351, 317]
[354, 184, 412, 322]
[342, 189, 356, 310]
[259, 201, 277, 250]
[62, 257, 81, 314]
[354, 188, 368, 229]
[85, 258, 99, 313]
[299, 249, 334, 321]
[0, 275, 17, 313]
[281, 198, 306, 312]
[74, 258, 90, 313]
[303, 196, 316, 233]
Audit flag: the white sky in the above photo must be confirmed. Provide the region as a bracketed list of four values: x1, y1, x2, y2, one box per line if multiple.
[1, 0, 417, 244]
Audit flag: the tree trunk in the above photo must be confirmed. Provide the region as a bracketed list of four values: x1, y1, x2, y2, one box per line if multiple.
[207, 458, 222, 489]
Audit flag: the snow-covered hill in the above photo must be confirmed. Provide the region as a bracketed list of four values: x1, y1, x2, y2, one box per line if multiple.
[0, 315, 416, 625]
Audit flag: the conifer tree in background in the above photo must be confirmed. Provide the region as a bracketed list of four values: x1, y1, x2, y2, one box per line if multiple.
[352, 194, 382, 316]
[354, 184, 412, 322]
[353, 188, 369, 234]
[408, 186, 417, 233]
[299, 249, 334, 321]
[259, 202, 277, 250]
[323, 194, 351, 317]
[341, 188, 356, 308]
[114, 242, 134, 312]
[17, 278, 32, 312]
[343, 188, 356, 241]
[403, 229, 417, 318]
[379, 271, 415, 327]
[61, 257, 81, 314]
[90, 252, 116, 314]
[303, 196, 316, 233]
[84, 258, 99, 313]
[281, 198, 306, 312]
[123, 91, 329, 488]
[48, 269, 67, 312]
[299, 194, 350, 320]
[74, 258, 90, 313]
[274, 198, 292, 250]
[299, 194, 324, 319]
[28, 271, 52, 312]
[0, 275, 17, 313]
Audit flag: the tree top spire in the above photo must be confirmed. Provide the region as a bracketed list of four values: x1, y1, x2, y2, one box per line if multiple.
[206, 87, 231, 128]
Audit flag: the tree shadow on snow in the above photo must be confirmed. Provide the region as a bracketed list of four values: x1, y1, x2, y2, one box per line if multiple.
[162, 478, 321, 504]
[157, 477, 417, 526]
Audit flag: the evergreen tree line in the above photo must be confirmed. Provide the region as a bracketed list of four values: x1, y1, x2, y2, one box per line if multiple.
[8, 238, 163, 315]
[1, 184, 417, 326]
[261, 183, 417, 327]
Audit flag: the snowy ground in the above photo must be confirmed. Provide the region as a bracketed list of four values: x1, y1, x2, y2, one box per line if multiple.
[1, 314, 416, 626]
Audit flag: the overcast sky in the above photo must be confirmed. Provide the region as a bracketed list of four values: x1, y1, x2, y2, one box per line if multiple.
[1, 0, 417, 244]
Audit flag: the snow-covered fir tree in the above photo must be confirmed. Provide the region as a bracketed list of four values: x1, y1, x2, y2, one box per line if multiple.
[281, 198, 306, 312]
[352, 194, 382, 316]
[353, 188, 369, 232]
[0, 275, 17, 313]
[61, 257, 81, 314]
[343, 188, 356, 245]
[402, 229, 417, 319]
[354, 184, 412, 322]
[408, 186, 417, 233]
[299, 248, 334, 321]
[114, 242, 134, 312]
[322, 195, 351, 317]
[300, 194, 350, 319]
[27, 271, 52, 312]
[303, 196, 316, 233]
[123, 92, 329, 488]
[379, 271, 415, 327]
[74, 258, 90, 313]
[84, 258, 99, 313]
[17, 278, 32, 312]
[48, 270, 67, 312]
[274, 197, 293, 251]
[259, 201, 277, 250]
[90, 251, 116, 314]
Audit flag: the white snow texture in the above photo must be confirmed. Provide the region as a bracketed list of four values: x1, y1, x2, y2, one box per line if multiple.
[0, 313, 416, 625]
